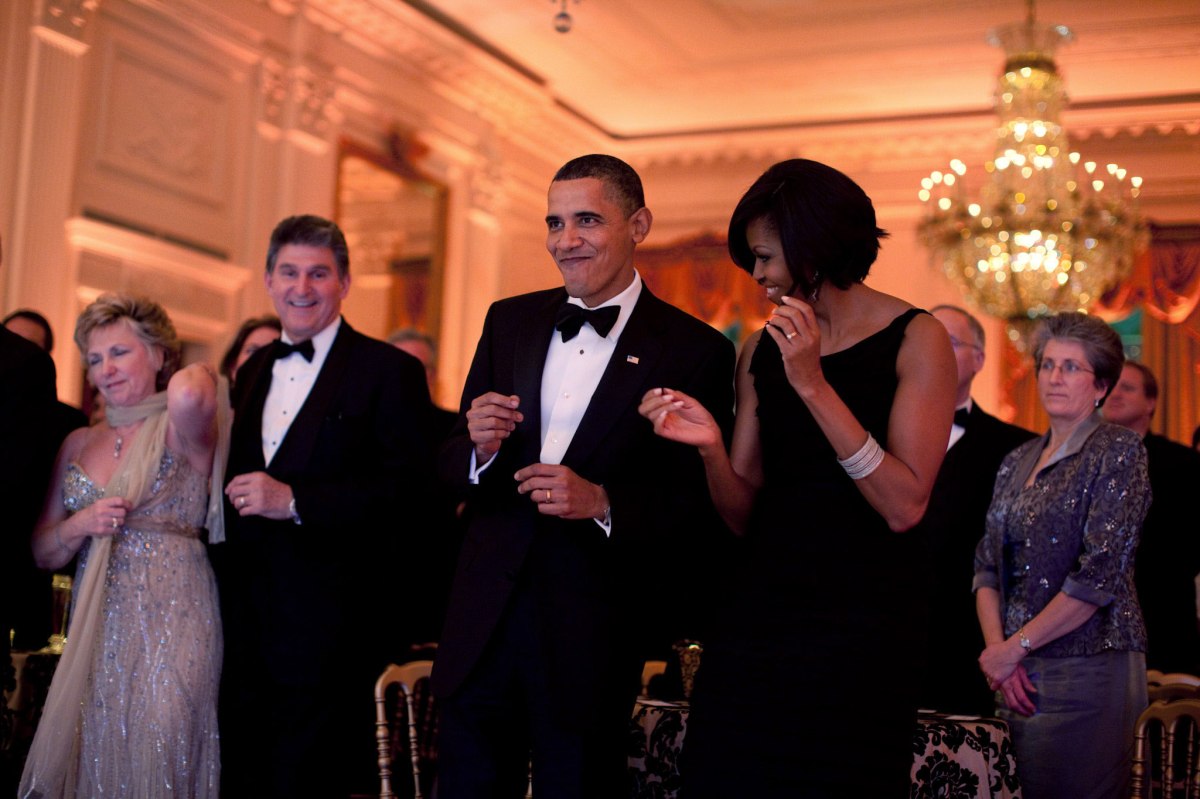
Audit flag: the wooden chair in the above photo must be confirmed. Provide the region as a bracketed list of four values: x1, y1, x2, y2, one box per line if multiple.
[1158, 673, 1200, 687]
[1131, 698, 1200, 798]
[375, 660, 434, 799]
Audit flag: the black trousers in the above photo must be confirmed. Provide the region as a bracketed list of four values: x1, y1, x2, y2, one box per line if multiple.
[435, 583, 630, 799]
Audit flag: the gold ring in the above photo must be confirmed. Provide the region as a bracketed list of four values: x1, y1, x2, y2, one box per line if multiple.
[546, 489, 552, 503]
[112, 517, 119, 529]
[786, 331, 797, 340]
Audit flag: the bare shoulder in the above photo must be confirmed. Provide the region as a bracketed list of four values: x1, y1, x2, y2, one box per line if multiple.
[59, 424, 95, 465]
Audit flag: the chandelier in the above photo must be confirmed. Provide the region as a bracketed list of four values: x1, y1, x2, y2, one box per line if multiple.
[918, 0, 1145, 326]
[551, 0, 581, 33]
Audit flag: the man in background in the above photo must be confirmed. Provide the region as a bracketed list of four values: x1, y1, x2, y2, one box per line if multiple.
[2, 309, 88, 650]
[919, 304, 1036, 715]
[1104, 361, 1200, 674]
[388, 326, 462, 649]
[0, 238, 59, 792]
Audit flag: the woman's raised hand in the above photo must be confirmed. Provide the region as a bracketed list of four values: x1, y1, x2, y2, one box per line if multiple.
[765, 295, 824, 393]
[638, 387, 721, 450]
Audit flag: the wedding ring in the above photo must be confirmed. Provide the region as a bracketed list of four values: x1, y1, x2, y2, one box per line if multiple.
[239, 496, 246, 508]
[111, 517, 119, 529]
[546, 489, 553, 503]
[786, 331, 797, 340]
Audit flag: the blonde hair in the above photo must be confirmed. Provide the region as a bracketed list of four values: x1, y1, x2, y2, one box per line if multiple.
[75, 293, 181, 390]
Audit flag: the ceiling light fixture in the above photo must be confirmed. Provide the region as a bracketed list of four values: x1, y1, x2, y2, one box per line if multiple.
[551, 0, 580, 33]
[918, 0, 1145, 339]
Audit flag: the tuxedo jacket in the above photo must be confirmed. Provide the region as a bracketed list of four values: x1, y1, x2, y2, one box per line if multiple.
[918, 403, 1035, 714]
[217, 320, 433, 687]
[431, 286, 735, 717]
[1, 328, 58, 657]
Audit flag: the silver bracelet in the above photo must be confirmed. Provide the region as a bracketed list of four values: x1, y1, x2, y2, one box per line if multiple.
[837, 432, 885, 480]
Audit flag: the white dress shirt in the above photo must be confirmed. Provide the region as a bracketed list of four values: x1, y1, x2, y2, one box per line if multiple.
[539, 273, 641, 464]
[261, 317, 341, 466]
[947, 398, 973, 452]
[469, 273, 643, 534]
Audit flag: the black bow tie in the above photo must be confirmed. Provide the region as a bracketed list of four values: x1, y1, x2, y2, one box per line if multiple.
[555, 303, 620, 342]
[273, 339, 315, 362]
[954, 407, 971, 428]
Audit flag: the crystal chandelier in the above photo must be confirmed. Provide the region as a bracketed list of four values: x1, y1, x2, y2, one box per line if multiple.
[918, 0, 1145, 326]
[551, 0, 581, 33]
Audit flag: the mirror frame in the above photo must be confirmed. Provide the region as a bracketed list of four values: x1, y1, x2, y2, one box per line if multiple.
[334, 134, 449, 345]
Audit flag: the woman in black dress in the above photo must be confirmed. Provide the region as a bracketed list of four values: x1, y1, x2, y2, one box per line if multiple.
[640, 159, 956, 796]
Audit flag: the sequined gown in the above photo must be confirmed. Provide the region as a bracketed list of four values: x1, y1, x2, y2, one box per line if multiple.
[681, 310, 929, 797]
[62, 449, 221, 797]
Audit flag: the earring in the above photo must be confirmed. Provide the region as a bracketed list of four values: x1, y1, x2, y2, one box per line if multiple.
[1094, 398, 1101, 408]
[810, 271, 821, 302]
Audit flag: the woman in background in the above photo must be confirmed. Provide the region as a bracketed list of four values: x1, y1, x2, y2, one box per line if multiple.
[218, 314, 280, 385]
[640, 159, 956, 795]
[974, 312, 1149, 799]
[21, 293, 223, 799]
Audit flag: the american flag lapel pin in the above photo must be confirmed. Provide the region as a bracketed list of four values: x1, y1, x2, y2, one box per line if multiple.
[626, 355, 640, 364]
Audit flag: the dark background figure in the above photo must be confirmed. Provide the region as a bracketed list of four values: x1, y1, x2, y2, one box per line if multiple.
[216, 214, 434, 798]
[217, 314, 281, 387]
[432, 154, 734, 798]
[1103, 361, 1200, 674]
[387, 327, 461, 652]
[2, 308, 88, 651]
[918, 305, 1036, 716]
[0, 323, 57, 794]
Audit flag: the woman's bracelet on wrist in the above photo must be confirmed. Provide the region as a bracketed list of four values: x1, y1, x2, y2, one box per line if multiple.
[837, 432, 885, 480]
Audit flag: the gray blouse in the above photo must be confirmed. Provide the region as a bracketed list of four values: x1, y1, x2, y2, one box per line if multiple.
[973, 413, 1151, 657]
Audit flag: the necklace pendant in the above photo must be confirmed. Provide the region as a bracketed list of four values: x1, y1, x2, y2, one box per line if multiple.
[114, 435, 123, 459]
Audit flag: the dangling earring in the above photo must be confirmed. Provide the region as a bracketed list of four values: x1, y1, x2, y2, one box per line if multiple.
[810, 270, 821, 302]
[1094, 398, 1101, 408]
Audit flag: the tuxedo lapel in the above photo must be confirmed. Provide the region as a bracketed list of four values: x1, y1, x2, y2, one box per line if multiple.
[232, 354, 272, 471]
[562, 290, 665, 469]
[512, 292, 561, 466]
[268, 323, 356, 473]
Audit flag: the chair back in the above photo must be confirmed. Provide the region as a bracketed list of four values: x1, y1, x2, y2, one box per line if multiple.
[375, 660, 434, 799]
[641, 660, 667, 696]
[1131, 698, 1200, 799]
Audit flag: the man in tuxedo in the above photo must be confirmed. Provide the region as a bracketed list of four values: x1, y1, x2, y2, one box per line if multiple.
[918, 305, 1035, 716]
[216, 214, 433, 797]
[3, 309, 89, 651]
[1104, 361, 1200, 674]
[432, 154, 734, 798]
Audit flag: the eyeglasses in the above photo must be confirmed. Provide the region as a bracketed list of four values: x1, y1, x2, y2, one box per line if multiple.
[1038, 358, 1095, 378]
[948, 335, 981, 351]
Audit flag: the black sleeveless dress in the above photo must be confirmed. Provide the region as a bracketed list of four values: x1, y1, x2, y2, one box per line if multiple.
[681, 309, 930, 797]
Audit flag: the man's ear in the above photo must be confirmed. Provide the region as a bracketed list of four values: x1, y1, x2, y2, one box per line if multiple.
[630, 207, 652, 244]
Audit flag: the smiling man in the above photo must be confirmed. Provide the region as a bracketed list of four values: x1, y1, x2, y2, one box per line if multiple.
[432, 155, 735, 798]
[216, 214, 434, 797]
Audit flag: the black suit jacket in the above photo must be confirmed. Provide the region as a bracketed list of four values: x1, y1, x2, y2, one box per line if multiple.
[918, 403, 1036, 715]
[431, 286, 734, 722]
[218, 320, 433, 686]
[1136, 432, 1200, 673]
[0, 328, 57, 662]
